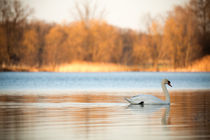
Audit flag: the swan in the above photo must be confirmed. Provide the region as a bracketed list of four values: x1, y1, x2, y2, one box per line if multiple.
[125, 79, 172, 105]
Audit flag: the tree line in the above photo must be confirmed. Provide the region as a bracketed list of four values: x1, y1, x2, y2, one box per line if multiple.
[0, 0, 209, 70]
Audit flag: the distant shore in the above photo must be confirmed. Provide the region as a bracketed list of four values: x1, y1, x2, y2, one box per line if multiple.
[1, 55, 209, 72]
[0, 63, 209, 72]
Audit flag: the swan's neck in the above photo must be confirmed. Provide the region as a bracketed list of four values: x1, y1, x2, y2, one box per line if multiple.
[161, 83, 170, 103]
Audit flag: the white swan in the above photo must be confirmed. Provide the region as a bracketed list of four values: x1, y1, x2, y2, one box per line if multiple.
[125, 79, 172, 105]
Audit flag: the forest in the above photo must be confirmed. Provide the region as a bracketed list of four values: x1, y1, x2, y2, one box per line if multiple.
[0, 0, 210, 72]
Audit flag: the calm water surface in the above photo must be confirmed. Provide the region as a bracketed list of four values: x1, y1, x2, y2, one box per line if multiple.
[0, 72, 210, 140]
[0, 72, 210, 92]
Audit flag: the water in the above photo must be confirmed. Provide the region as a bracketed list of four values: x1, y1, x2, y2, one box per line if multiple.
[0, 72, 210, 140]
[0, 72, 210, 93]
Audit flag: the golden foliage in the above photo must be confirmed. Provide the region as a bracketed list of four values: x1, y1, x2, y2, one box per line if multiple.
[163, 5, 201, 68]
[0, 0, 209, 72]
[22, 29, 39, 66]
[0, 27, 9, 64]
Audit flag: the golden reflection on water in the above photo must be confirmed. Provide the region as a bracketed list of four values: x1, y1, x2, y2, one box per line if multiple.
[0, 91, 210, 140]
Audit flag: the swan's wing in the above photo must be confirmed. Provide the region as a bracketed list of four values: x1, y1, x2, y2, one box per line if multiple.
[124, 97, 143, 104]
[124, 95, 147, 104]
[129, 94, 165, 104]
[128, 95, 145, 104]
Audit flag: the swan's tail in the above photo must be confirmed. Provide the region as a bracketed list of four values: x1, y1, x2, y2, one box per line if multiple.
[124, 97, 132, 103]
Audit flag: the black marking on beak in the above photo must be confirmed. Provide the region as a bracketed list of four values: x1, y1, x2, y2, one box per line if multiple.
[168, 81, 172, 87]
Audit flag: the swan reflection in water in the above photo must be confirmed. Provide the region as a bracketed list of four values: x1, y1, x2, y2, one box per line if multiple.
[126, 104, 170, 125]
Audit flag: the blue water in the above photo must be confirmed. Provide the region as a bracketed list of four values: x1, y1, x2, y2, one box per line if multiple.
[0, 72, 210, 93]
[1, 72, 210, 140]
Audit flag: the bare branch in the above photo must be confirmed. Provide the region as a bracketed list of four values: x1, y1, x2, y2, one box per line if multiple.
[70, 0, 106, 24]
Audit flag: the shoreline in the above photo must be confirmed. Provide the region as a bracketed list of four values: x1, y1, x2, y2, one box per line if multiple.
[0, 65, 210, 73]
[1, 55, 209, 72]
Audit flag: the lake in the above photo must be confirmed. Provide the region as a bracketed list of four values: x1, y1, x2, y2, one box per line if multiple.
[0, 72, 210, 93]
[0, 72, 210, 140]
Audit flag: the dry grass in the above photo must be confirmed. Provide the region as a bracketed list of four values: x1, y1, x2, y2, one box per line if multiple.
[1, 55, 209, 72]
[189, 55, 210, 72]
[54, 61, 130, 72]
[159, 55, 210, 72]
[0, 64, 38, 72]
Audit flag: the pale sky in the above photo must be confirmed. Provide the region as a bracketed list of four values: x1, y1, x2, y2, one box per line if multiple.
[23, 0, 189, 31]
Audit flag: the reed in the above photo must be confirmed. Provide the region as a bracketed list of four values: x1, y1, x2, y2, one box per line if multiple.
[189, 55, 210, 72]
[1, 55, 209, 72]
[55, 61, 130, 72]
[0, 64, 38, 72]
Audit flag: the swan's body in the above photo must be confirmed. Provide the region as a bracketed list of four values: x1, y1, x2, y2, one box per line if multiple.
[125, 94, 168, 105]
[125, 79, 172, 105]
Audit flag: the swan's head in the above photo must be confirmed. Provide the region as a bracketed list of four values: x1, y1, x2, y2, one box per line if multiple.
[162, 79, 172, 87]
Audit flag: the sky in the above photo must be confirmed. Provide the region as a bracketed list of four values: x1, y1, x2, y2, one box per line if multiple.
[23, 0, 190, 31]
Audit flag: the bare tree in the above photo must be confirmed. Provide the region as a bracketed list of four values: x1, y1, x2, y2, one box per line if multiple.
[190, 0, 210, 55]
[163, 5, 201, 68]
[70, 0, 106, 61]
[71, 0, 105, 27]
[0, 0, 33, 65]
